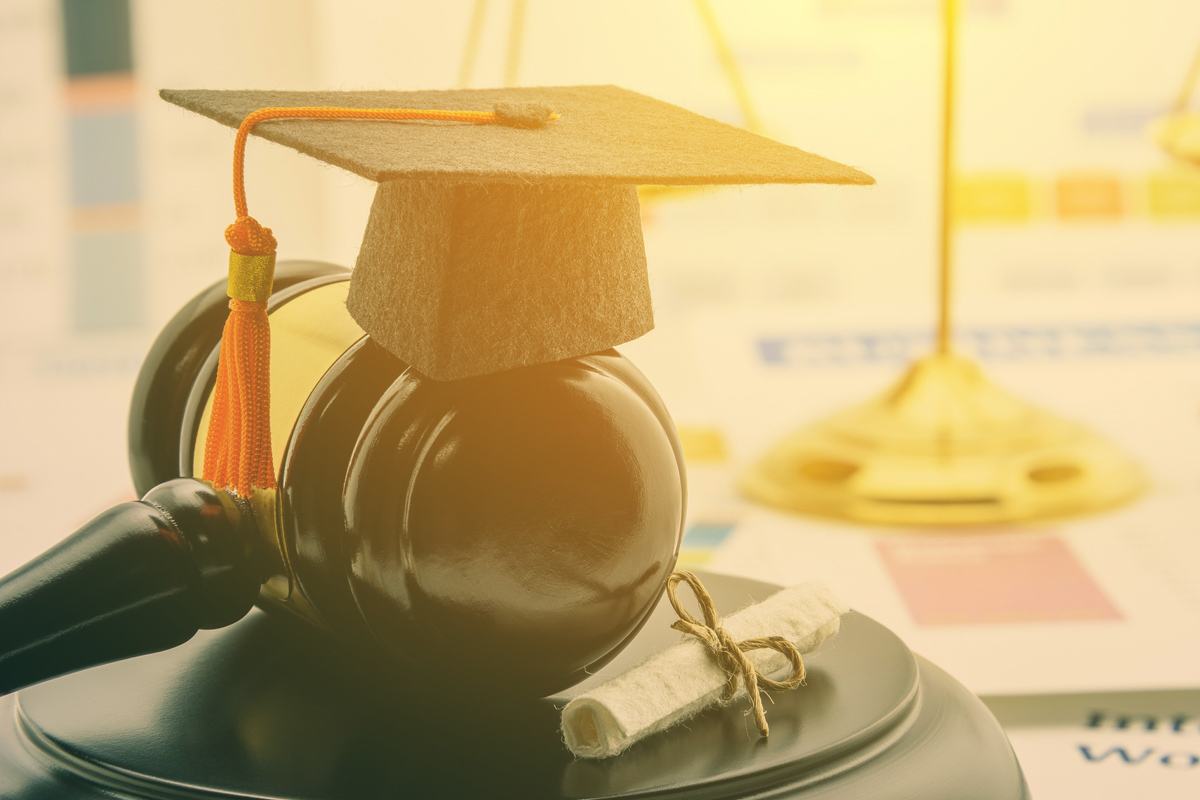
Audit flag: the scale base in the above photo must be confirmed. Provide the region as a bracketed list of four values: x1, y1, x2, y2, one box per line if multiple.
[743, 353, 1144, 526]
[1154, 110, 1200, 164]
[0, 572, 1026, 799]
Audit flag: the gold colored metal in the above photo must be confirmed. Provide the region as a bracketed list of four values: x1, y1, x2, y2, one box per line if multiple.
[640, 1, 766, 207]
[457, 0, 488, 89]
[742, 0, 1145, 526]
[741, 354, 1144, 526]
[504, 0, 526, 86]
[936, 0, 958, 355]
[693, 0, 764, 136]
[1156, 113, 1200, 164]
[1153, 45, 1200, 165]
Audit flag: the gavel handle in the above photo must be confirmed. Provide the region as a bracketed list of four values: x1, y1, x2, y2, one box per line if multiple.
[0, 479, 264, 695]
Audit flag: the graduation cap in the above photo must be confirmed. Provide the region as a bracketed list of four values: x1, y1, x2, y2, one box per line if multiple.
[163, 85, 870, 379]
[160, 84, 872, 496]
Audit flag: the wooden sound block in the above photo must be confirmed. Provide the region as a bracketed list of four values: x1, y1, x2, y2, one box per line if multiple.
[0, 573, 1027, 799]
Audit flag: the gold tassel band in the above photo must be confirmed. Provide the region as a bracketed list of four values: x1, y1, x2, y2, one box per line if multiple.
[227, 252, 276, 303]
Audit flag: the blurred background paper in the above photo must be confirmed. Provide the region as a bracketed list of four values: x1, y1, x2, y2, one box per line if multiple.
[988, 689, 1200, 795]
[1, 1, 1199, 795]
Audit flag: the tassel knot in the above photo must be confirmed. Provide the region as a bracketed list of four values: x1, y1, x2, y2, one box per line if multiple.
[225, 215, 276, 255]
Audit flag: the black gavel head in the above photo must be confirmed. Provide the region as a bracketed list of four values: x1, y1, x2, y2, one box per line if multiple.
[128, 261, 686, 696]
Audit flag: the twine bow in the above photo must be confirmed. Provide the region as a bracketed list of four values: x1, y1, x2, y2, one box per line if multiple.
[666, 571, 806, 738]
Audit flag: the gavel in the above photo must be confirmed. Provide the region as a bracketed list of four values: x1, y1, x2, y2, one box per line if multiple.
[0, 261, 686, 698]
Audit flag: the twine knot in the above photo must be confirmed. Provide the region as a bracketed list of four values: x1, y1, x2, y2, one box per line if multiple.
[666, 571, 806, 738]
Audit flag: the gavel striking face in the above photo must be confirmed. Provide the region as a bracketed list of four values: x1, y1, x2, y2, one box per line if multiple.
[1, 261, 686, 697]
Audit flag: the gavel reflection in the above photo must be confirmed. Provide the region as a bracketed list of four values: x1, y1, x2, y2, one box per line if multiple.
[0, 262, 686, 698]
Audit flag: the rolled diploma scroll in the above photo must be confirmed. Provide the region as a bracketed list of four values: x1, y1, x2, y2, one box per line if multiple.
[561, 583, 846, 759]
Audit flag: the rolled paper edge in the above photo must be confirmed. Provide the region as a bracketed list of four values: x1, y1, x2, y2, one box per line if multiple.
[560, 583, 846, 760]
[560, 698, 626, 759]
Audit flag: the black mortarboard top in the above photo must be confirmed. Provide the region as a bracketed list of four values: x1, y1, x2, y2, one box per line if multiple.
[161, 85, 873, 380]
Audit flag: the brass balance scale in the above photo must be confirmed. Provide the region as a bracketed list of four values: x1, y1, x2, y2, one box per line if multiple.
[742, 0, 1146, 526]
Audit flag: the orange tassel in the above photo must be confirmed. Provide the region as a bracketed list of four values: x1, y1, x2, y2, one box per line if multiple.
[202, 217, 277, 497]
